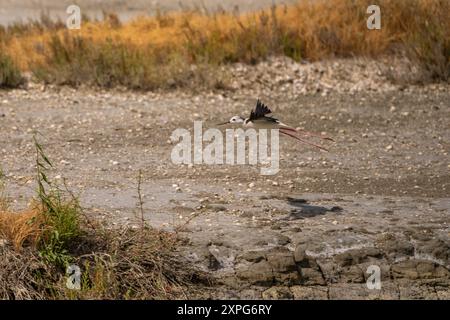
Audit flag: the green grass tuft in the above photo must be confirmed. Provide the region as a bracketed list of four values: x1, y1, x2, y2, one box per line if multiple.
[33, 136, 82, 268]
[0, 51, 24, 88]
[33, 34, 226, 90]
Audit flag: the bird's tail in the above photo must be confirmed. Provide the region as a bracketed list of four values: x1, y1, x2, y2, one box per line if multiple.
[280, 129, 329, 152]
[278, 123, 334, 142]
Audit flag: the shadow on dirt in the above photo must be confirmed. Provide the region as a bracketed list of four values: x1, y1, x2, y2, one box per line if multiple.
[284, 197, 343, 220]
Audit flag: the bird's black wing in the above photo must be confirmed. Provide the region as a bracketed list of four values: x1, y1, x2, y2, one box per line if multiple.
[249, 99, 272, 120]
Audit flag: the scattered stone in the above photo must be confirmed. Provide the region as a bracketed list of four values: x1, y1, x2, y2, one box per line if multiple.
[367, 281, 400, 300]
[236, 260, 274, 286]
[392, 260, 450, 280]
[300, 268, 327, 286]
[290, 286, 328, 300]
[273, 234, 291, 246]
[416, 238, 450, 265]
[376, 236, 414, 260]
[339, 265, 365, 283]
[334, 248, 383, 267]
[266, 247, 299, 284]
[397, 281, 440, 299]
[435, 286, 450, 300]
[294, 246, 307, 264]
[239, 288, 265, 300]
[262, 286, 293, 300]
[329, 283, 370, 300]
[238, 250, 266, 263]
[208, 244, 235, 270]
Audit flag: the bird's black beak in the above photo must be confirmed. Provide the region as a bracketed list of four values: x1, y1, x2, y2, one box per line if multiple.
[217, 121, 230, 126]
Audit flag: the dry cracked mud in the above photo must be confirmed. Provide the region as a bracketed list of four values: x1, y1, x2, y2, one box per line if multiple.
[1, 57, 449, 299]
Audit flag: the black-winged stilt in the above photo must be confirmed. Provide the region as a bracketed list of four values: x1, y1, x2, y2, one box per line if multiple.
[218, 99, 333, 151]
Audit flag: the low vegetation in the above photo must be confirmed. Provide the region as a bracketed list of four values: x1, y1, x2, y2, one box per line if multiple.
[0, 138, 206, 299]
[0, 0, 449, 88]
[0, 50, 24, 88]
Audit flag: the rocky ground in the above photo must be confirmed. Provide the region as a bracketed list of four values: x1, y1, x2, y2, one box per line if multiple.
[0, 57, 449, 299]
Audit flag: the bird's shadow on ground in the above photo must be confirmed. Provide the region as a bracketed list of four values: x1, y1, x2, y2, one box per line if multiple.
[282, 197, 343, 220]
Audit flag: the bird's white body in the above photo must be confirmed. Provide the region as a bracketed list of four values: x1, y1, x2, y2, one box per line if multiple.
[219, 100, 332, 151]
[243, 118, 294, 131]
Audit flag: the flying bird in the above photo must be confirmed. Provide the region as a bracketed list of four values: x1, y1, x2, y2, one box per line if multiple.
[218, 99, 333, 151]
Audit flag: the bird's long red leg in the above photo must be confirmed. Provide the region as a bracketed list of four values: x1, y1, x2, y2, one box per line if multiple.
[279, 125, 334, 142]
[297, 129, 335, 142]
[280, 129, 329, 152]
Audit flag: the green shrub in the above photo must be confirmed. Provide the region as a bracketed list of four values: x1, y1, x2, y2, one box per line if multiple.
[0, 51, 24, 88]
[33, 34, 226, 90]
[33, 136, 82, 268]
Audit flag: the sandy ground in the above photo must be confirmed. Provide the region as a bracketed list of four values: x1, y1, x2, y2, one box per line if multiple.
[0, 57, 449, 299]
[0, 0, 296, 25]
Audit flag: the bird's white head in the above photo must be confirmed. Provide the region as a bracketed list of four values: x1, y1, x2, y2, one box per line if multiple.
[217, 116, 244, 126]
[229, 116, 244, 124]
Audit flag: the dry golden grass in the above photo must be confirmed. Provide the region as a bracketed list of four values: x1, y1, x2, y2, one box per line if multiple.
[0, 208, 45, 251]
[0, 0, 448, 87]
[0, 202, 206, 299]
